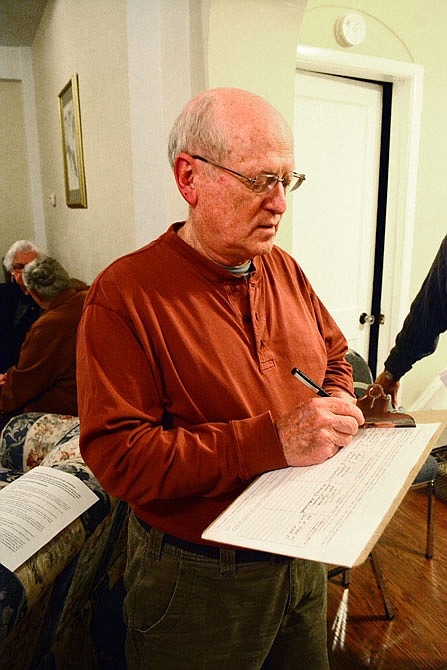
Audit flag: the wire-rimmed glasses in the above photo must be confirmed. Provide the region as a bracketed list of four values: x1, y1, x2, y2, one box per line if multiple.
[191, 155, 305, 194]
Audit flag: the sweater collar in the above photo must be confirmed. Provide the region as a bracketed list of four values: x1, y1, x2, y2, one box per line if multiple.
[167, 222, 261, 284]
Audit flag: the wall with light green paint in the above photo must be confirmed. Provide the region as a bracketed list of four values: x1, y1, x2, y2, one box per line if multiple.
[298, 1, 447, 409]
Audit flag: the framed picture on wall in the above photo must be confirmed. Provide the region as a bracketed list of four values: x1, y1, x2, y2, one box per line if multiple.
[58, 73, 88, 208]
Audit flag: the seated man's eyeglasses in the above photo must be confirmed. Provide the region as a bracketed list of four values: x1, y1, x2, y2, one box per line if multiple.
[11, 264, 26, 275]
[192, 155, 305, 194]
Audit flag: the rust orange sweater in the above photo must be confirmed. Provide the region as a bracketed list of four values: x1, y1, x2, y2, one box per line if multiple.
[77, 224, 354, 544]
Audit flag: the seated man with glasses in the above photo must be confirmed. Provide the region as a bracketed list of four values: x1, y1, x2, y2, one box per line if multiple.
[1, 240, 88, 373]
[77, 87, 364, 670]
[1, 240, 43, 373]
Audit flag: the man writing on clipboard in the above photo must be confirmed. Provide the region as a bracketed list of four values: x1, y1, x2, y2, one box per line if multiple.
[76, 87, 364, 670]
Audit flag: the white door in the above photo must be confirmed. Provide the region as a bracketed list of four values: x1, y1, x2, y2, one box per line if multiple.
[292, 70, 383, 364]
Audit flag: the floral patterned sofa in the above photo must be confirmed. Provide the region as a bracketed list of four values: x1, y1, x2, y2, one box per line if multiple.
[0, 412, 128, 669]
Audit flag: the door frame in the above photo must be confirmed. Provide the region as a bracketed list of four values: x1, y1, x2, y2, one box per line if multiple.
[295, 45, 424, 370]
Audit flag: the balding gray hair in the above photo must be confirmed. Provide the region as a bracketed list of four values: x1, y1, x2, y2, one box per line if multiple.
[22, 256, 71, 299]
[3, 240, 41, 272]
[167, 91, 229, 168]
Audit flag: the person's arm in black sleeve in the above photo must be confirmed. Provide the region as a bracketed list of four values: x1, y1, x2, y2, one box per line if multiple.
[376, 235, 447, 404]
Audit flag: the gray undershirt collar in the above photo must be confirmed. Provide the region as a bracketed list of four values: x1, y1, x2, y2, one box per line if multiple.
[221, 260, 253, 276]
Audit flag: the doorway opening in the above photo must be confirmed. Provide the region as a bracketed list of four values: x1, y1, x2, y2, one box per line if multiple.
[364, 78, 392, 377]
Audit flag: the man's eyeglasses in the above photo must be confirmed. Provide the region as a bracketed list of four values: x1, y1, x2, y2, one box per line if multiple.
[11, 264, 26, 276]
[192, 155, 305, 195]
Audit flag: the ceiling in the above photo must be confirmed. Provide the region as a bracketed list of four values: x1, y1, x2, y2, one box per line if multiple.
[0, 0, 47, 46]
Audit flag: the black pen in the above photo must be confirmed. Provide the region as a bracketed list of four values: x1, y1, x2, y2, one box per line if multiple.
[291, 367, 331, 397]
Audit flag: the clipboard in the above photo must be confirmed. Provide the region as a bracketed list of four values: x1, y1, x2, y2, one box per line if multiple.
[357, 383, 416, 428]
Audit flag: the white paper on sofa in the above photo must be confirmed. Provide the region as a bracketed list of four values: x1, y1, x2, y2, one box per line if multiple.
[0, 465, 99, 572]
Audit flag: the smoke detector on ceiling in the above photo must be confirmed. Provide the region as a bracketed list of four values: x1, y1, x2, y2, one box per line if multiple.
[335, 13, 367, 47]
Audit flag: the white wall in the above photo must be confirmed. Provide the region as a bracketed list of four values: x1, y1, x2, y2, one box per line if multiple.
[127, 0, 203, 248]
[0, 47, 46, 257]
[31, 0, 135, 283]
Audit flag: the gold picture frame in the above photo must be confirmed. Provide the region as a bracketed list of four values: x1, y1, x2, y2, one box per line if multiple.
[58, 73, 87, 208]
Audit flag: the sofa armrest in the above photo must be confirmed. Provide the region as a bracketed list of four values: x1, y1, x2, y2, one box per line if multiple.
[0, 413, 80, 472]
[0, 459, 115, 644]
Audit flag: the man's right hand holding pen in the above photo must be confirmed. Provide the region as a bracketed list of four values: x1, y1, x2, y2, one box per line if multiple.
[275, 367, 364, 468]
